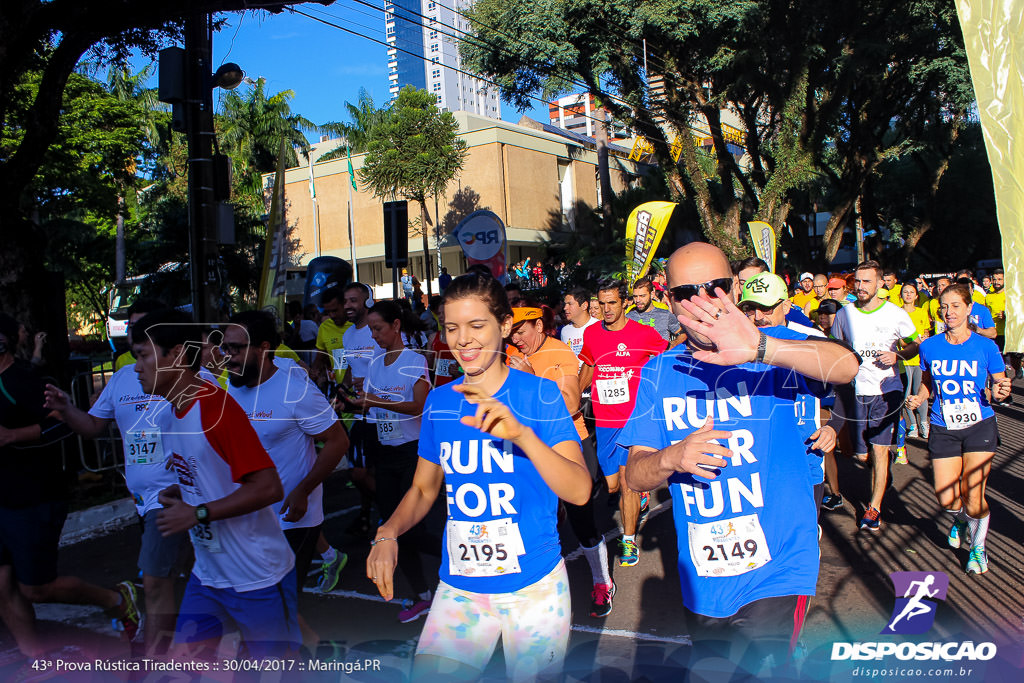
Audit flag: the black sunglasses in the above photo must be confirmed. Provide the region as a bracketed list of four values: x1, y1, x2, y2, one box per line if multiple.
[670, 278, 733, 302]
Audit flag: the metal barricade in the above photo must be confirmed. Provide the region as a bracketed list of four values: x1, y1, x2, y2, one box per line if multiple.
[62, 360, 126, 476]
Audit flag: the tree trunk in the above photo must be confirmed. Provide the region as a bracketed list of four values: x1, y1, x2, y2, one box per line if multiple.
[594, 108, 614, 233]
[420, 199, 432, 300]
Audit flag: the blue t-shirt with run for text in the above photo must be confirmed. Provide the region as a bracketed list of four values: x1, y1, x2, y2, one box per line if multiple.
[919, 332, 1004, 428]
[418, 369, 581, 593]
[618, 347, 821, 618]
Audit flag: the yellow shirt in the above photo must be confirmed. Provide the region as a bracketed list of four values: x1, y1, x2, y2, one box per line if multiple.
[315, 318, 352, 382]
[899, 306, 931, 367]
[114, 351, 135, 371]
[275, 342, 301, 363]
[791, 290, 815, 309]
[972, 289, 986, 306]
[986, 289, 1006, 336]
[927, 297, 944, 333]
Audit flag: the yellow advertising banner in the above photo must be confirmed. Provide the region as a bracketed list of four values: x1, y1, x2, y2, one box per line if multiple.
[955, 0, 1024, 351]
[747, 221, 777, 273]
[625, 201, 676, 283]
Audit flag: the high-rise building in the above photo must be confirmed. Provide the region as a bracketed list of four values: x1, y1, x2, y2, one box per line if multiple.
[548, 93, 630, 143]
[385, 0, 502, 119]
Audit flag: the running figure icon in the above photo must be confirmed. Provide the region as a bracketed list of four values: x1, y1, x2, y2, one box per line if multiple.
[888, 574, 939, 632]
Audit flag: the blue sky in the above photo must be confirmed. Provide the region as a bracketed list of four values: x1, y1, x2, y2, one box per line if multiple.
[136, 7, 550, 134]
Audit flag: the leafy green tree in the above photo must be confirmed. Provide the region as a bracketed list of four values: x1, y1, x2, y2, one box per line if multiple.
[360, 86, 468, 297]
[461, 0, 975, 264]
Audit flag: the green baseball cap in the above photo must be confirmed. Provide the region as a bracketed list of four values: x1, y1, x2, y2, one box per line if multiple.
[740, 272, 788, 308]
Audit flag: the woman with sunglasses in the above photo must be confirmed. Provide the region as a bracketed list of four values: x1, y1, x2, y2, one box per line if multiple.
[907, 284, 1010, 575]
[366, 273, 589, 681]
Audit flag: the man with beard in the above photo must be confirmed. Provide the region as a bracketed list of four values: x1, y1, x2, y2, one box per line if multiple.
[338, 283, 383, 543]
[830, 261, 920, 532]
[221, 311, 348, 647]
[628, 276, 682, 342]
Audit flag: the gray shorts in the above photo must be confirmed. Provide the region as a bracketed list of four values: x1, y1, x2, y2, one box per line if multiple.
[139, 509, 189, 578]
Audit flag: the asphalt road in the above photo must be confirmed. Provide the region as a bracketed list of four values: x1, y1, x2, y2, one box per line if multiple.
[3, 388, 1024, 682]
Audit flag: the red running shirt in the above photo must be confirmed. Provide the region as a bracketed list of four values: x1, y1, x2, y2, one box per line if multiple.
[579, 319, 667, 427]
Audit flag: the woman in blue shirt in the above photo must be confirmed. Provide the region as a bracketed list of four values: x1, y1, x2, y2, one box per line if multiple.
[907, 284, 1010, 575]
[366, 272, 589, 681]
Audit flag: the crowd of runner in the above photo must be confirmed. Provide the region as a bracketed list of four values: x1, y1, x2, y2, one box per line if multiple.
[0, 248, 1014, 679]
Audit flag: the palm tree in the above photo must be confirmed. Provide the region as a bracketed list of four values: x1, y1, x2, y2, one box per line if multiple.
[319, 88, 385, 160]
[217, 77, 323, 200]
[106, 62, 161, 284]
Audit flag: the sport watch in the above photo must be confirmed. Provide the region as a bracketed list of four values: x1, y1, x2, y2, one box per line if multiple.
[195, 504, 210, 523]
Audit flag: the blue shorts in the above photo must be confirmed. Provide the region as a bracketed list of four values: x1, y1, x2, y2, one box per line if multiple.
[175, 569, 300, 658]
[139, 509, 188, 578]
[595, 426, 627, 477]
[850, 391, 903, 454]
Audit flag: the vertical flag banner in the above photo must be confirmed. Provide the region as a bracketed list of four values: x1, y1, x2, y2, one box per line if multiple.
[453, 210, 508, 283]
[258, 139, 289, 321]
[625, 201, 676, 283]
[747, 220, 777, 273]
[955, 0, 1024, 351]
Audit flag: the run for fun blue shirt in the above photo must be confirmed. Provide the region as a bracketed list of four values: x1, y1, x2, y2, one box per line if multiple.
[618, 347, 820, 618]
[919, 332, 1004, 428]
[969, 303, 995, 330]
[418, 369, 581, 593]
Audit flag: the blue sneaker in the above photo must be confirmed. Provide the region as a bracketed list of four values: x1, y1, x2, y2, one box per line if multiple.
[859, 506, 881, 532]
[619, 539, 639, 567]
[638, 491, 651, 529]
[948, 519, 970, 549]
[966, 547, 988, 575]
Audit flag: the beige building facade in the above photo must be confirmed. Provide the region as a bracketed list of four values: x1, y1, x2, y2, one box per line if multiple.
[275, 112, 645, 298]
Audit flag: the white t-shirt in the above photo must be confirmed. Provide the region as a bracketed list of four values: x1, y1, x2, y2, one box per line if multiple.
[166, 382, 294, 591]
[227, 368, 338, 530]
[364, 349, 428, 446]
[89, 367, 178, 516]
[341, 323, 382, 382]
[831, 301, 917, 395]
[560, 317, 600, 361]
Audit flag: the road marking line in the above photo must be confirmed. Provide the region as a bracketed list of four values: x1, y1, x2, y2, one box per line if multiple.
[309, 587, 691, 645]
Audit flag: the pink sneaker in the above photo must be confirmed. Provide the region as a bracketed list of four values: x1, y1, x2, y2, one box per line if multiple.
[398, 599, 431, 623]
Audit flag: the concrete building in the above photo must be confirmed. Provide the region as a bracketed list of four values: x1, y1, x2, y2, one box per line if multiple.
[385, 0, 501, 119]
[274, 113, 646, 298]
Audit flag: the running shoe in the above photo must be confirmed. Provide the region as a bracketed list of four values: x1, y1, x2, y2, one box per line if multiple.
[397, 599, 431, 623]
[966, 547, 988, 575]
[590, 581, 616, 618]
[111, 580, 140, 641]
[920, 425, 930, 439]
[893, 447, 908, 465]
[907, 425, 918, 437]
[638, 491, 651, 530]
[947, 518, 970, 549]
[859, 506, 881, 532]
[619, 538, 639, 567]
[317, 551, 349, 593]
[821, 494, 844, 511]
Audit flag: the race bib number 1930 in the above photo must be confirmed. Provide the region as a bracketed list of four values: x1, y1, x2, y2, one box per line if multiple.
[687, 514, 772, 577]
[942, 399, 982, 431]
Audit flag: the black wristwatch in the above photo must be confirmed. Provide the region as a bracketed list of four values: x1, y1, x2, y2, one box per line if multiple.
[195, 504, 210, 523]
[756, 331, 768, 363]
